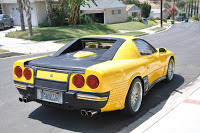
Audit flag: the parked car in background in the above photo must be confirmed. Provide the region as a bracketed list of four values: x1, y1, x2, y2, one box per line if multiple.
[0, 14, 14, 30]
[142, 18, 148, 24]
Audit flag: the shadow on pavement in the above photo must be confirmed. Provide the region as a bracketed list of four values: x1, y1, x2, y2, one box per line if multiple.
[29, 74, 184, 133]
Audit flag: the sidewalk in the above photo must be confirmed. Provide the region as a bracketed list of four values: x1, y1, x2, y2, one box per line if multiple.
[119, 23, 172, 35]
[0, 26, 64, 54]
[145, 87, 200, 133]
[130, 76, 200, 133]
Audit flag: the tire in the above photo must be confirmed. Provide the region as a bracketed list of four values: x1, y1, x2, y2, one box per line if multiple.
[1, 24, 5, 30]
[125, 78, 143, 115]
[10, 21, 14, 27]
[166, 58, 175, 82]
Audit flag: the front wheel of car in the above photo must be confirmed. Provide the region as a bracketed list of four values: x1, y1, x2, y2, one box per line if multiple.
[10, 21, 14, 27]
[125, 78, 143, 115]
[166, 58, 175, 82]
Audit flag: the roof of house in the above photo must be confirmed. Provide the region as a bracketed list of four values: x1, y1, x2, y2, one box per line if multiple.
[0, 0, 58, 3]
[151, 8, 167, 13]
[126, 4, 140, 12]
[126, 4, 134, 11]
[80, 0, 126, 10]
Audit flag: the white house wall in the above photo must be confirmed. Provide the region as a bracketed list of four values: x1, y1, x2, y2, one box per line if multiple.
[35, 1, 47, 25]
[104, 7, 126, 24]
[1, 2, 43, 27]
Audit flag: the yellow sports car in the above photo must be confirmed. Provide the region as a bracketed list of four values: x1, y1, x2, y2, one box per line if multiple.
[13, 35, 175, 117]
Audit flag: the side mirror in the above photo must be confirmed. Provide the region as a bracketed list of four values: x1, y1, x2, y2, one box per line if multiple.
[159, 48, 167, 53]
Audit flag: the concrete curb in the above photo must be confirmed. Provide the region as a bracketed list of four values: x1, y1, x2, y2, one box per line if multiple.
[0, 52, 24, 58]
[136, 33, 149, 37]
[155, 28, 167, 33]
[119, 75, 200, 133]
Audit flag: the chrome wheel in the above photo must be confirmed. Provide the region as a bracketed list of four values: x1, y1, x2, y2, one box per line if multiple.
[167, 59, 174, 80]
[130, 81, 143, 112]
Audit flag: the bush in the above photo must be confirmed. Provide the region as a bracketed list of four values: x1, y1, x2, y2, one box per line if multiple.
[137, 17, 142, 22]
[38, 21, 50, 27]
[193, 14, 199, 21]
[149, 17, 154, 21]
[79, 14, 93, 24]
[51, 8, 65, 26]
[181, 12, 186, 19]
[163, 18, 167, 23]
[126, 16, 133, 22]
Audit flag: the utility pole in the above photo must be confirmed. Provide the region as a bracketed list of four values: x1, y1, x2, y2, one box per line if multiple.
[161, 0, 163, 27]
[172, 0, 175, 21]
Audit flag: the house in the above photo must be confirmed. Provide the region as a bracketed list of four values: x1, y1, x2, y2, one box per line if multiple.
[151, 8, 168, 19]
[126, 4, 141, 17]
[80, 0, 126, 24]
[0, 0, 60, 27]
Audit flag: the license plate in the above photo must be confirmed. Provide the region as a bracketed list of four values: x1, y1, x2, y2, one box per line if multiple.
[37, 89, 63, 104]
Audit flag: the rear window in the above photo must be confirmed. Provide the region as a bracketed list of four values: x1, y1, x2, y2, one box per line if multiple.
[58, 38, 116, 55]
[84, 41, 115, 49]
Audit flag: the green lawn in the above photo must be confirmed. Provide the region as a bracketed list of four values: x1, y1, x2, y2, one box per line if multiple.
[150, 27, 165, 31]
[107, 21, 149, 31]
[114, 31, 145, 36]
[55, 38, 76, 44]
[6, 23, 117, 41]
[148, 20, 158, 26]
[163, 23, 170, 27]
[0, 49, 9, 53]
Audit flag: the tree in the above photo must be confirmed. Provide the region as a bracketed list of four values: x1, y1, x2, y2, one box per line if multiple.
[164, 2, 171, 9]
[191, 0, 193, 17]
[23, 0, 33, 36]
[67, 0, 96, 25]
[124, 0, 139, 4]
[176, 1, 186, 9]
[17, 0, 25, 31]
[138, 2, 151, 18]
[45, 0, 53, 26]
[194, 0, 197, 15]
[168, 6, 178, 16]
[59, 0, 68, 16]
[197, 0, 199, 14]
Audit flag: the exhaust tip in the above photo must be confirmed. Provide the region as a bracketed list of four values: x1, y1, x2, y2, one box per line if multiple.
[23, 98, 28, 103]
[87, 110, 98, 117]
[19, 97, 23, 102]
[80, 110, 87, 116]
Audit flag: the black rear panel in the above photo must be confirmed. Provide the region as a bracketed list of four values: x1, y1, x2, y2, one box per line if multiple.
[28, 37, 125, 72]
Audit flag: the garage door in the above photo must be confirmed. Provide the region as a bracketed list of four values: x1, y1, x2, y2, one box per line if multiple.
[11, 6, 37, 26]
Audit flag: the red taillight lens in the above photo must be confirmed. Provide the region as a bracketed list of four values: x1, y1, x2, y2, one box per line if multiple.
[87, 75, 99, 89]
[14, 66, 22, 78]
[24, 68, 32, 80]
[73, 74, 85, 88]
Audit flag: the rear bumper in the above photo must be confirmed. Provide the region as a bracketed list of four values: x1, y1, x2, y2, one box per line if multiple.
[14, 81, 109, 111]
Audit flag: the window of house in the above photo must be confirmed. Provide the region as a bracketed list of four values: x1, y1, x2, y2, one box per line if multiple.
[133, 39, 157, 56]
[0, 4, 2, 14]
[112, 10, 121, 15]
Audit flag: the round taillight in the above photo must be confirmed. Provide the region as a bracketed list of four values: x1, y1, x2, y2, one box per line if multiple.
[87, 75, 99, 89]
[73, 74, 85, 88]
[24, 68, 32, 80]
[15, 66, 22, 78]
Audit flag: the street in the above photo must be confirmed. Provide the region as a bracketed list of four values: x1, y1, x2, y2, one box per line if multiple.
[0, 22, 200, 133]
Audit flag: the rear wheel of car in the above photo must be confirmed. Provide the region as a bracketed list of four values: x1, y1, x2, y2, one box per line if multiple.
[125, 78, 143, 115]
[10, 21, 14, 27]
[1, 24, 5, 30]
[166, 58, 174, 82]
